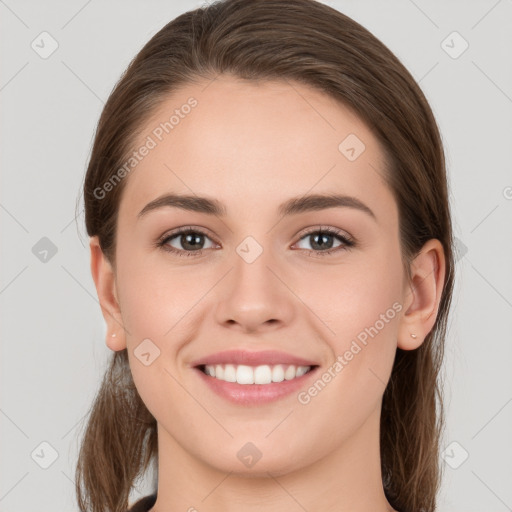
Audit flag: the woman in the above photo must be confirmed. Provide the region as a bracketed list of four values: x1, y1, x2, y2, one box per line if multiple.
[76, 1, 455, 511]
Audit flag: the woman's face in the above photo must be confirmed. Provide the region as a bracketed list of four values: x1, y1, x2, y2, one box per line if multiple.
[105, 75, 416, 475]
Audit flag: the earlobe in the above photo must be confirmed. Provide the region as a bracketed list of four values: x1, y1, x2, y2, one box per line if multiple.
[89, 236, 127, 351]
[398, 239, 446, 350]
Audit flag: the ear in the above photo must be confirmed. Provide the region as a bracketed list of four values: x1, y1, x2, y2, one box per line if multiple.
[89, 236, 127, 351]
[398, 238, 446, 350]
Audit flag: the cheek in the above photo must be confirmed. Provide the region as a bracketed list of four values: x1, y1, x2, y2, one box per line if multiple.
[297, 254, 403, 400]
[115, 248, 204, 339]
[292, 269, 402, 444]
[295, 255, 402, 341]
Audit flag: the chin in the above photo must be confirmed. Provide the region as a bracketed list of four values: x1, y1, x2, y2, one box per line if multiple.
[199, 443, 308, 477]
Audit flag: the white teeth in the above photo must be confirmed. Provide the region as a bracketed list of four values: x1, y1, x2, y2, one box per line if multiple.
[224, 364, 237, 382]
[284, 365, 296, 380]
[202, 364, 312, 385]
[236, 365, 254, 384]
[254, 365, 272, 384]
[272, 365, 285, 383]
[296, 366, 309, 377]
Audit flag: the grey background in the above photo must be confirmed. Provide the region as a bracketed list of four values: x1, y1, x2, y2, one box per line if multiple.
[1, 0, 511, 510]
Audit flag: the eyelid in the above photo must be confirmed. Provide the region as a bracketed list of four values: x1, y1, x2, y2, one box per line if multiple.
[157, 225, 219, 245]
[157, 224, 355, 256]
[294, 225, 354, 244]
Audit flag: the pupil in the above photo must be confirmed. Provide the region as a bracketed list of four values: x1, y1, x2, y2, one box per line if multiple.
[183, 233, 203, 251]
[312, 233, 333, 250]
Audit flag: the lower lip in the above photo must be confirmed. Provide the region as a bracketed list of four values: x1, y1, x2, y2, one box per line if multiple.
[194, 367, 319, 405]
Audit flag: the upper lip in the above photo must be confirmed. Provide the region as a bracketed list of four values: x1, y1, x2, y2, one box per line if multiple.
[190, 350, 318, 368]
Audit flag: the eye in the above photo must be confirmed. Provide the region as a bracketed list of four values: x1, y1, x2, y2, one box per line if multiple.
[157, 227, 217, 257]
[156, 225, 355, 258]
[293, 226, 355, 256]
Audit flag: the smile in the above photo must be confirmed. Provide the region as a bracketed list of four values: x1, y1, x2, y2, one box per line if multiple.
[201, 364, 313, 384]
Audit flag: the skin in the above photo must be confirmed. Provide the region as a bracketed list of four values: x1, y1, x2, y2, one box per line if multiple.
[90, 74, 446, 512]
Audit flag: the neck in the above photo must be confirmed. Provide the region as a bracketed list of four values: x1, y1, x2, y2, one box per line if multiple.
[149, 406, 396, 512]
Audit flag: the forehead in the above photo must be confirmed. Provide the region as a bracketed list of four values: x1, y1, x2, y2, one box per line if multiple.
[118, 75, 394, 224]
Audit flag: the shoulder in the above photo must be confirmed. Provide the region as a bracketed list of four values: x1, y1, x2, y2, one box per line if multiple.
[126, 493, 157, 512]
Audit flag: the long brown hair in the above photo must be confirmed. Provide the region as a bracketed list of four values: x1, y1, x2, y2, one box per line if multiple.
[76, 1, 455, 511]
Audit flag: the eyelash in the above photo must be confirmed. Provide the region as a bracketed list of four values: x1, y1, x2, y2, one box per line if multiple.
[156, 225, 356, 258]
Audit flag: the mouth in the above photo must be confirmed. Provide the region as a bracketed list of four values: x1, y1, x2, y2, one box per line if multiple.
[197, 363, 317, 385]
[190, 349, 320, 404]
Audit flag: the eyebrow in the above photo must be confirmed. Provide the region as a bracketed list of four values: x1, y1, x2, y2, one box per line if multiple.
[138, 192, 376, 221]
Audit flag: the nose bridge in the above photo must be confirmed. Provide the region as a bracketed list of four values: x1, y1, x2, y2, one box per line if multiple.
[214, 234, 295, 331]
[231, 235, 280, 302]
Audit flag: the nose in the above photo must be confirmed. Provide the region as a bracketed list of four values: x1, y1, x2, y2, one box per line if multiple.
[214, 246, 296, 333]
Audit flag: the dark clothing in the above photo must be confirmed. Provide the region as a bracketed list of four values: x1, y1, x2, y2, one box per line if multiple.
[127, 493, 406, 511]
[127, 494, 157, 512]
